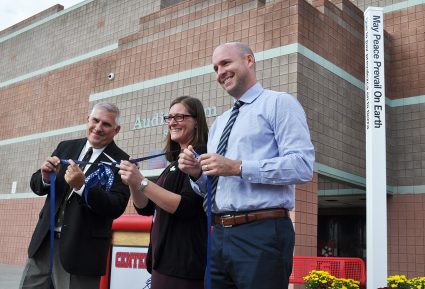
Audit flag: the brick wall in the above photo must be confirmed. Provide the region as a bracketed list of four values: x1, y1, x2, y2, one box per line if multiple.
[388, 194, 425, 277]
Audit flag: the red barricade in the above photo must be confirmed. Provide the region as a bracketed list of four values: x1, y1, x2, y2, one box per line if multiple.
[290, 256, 366, 286]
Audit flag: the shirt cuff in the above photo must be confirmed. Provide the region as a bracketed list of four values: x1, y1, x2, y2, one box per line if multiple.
[73, 185, 85, 196]
[189, 174, 207, 197]
[240, 160, 261, 183]
[42, 179, 50, 187]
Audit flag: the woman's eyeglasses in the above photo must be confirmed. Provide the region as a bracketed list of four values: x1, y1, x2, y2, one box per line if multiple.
[163, 114, 194, 123]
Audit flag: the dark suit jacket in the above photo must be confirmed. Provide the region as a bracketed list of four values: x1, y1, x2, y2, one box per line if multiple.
[29, 138, 130, 276]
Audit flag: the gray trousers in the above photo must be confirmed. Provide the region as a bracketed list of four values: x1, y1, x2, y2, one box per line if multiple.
[19, 236, 100, 289]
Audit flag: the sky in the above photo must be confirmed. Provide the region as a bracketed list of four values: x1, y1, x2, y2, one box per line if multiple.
[0, 0, 84, 32]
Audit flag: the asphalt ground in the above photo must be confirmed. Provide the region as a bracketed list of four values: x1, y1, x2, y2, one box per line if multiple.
[0, 264, 24, 289]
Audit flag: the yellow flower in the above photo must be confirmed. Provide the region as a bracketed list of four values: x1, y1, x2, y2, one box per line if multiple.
[304, 270, 361, 289]
[387, 275, 425, 289]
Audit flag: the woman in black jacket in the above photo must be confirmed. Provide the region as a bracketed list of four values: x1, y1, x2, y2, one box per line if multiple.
[119, 96, 208, 289]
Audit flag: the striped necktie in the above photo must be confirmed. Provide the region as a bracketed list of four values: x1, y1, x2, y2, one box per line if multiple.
[204, 100, 244, 211]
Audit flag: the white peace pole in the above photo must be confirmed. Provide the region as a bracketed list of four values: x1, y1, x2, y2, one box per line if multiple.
[364, 7, 387, 289]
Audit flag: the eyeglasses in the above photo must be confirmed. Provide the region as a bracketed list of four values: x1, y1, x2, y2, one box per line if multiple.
[163, 114, 194, 123]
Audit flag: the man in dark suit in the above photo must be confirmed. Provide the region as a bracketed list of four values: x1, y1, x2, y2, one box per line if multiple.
[19, 102, 130, 289]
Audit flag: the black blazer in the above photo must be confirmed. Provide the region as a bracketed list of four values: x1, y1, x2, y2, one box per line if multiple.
[29, 138, 130, 276]
[136, 150, 207, 280]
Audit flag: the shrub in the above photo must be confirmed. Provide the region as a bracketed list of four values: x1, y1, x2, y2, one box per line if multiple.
[303, 270, 360, 289]
[332, 277, 360, 289]
[304, 270, 335, 289]
[387, 275, 411, 289]
[410, 277, 425, 289]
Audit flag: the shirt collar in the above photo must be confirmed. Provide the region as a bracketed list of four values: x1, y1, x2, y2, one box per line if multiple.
[85, 141, 106, 155]
[237, 82, 264, 105]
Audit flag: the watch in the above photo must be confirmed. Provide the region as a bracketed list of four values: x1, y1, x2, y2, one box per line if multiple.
[138, 178, 149, 192]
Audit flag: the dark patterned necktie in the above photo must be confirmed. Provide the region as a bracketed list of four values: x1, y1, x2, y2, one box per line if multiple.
[204, 100, 244, 211]
[78, 147, 93, 171]
[56, 147, 93, 228]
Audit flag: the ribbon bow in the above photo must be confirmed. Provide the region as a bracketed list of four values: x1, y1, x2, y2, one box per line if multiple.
[83, 164, 114, 208]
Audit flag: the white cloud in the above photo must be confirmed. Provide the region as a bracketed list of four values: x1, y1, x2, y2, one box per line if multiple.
[0, 0, 84, 32]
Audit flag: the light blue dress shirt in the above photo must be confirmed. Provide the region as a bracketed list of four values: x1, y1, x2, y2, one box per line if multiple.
[193, 83, 315, 213]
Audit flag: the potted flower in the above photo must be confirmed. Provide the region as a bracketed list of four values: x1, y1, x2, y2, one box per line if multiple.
[332, 277, 360, 289]
[303, 270, 360, 289]
[304, 270, 335, 289]
[387, 275, 425, 289]
[410, 277, 425, 289]
[387, 275, 411, 289]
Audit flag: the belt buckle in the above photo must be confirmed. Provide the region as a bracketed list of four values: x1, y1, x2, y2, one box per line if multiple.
[221, 214, 233, 228]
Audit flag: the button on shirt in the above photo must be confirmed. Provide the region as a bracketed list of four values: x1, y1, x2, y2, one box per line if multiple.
[192, 83, 315, 213]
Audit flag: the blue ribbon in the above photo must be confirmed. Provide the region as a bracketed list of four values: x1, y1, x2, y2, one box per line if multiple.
[58, 149, 177, 208]
[206, 176, 212, 289]
[59, 150, 176, 167]
[47, 149, 201, 287]
[192, 149, 212, 289]
[49, 172, 56, 288]
[83, 164, 114, 208]
[47, 163, 114, 287]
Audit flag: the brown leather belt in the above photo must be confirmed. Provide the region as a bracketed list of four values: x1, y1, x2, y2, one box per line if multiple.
[213, 208, 289, 228]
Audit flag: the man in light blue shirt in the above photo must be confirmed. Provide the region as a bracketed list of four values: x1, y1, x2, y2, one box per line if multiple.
[179, 42, 314, 289]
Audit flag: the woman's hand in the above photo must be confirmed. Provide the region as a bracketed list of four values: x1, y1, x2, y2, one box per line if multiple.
[119, 160, 143, 189]
[178, 145, 202, 179]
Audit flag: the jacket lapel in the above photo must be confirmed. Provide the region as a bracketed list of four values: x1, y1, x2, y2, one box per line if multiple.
[68, 139, 87, 165]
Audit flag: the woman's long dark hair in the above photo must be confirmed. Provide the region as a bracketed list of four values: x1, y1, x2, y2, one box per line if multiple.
[164, 96, 208, 162]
